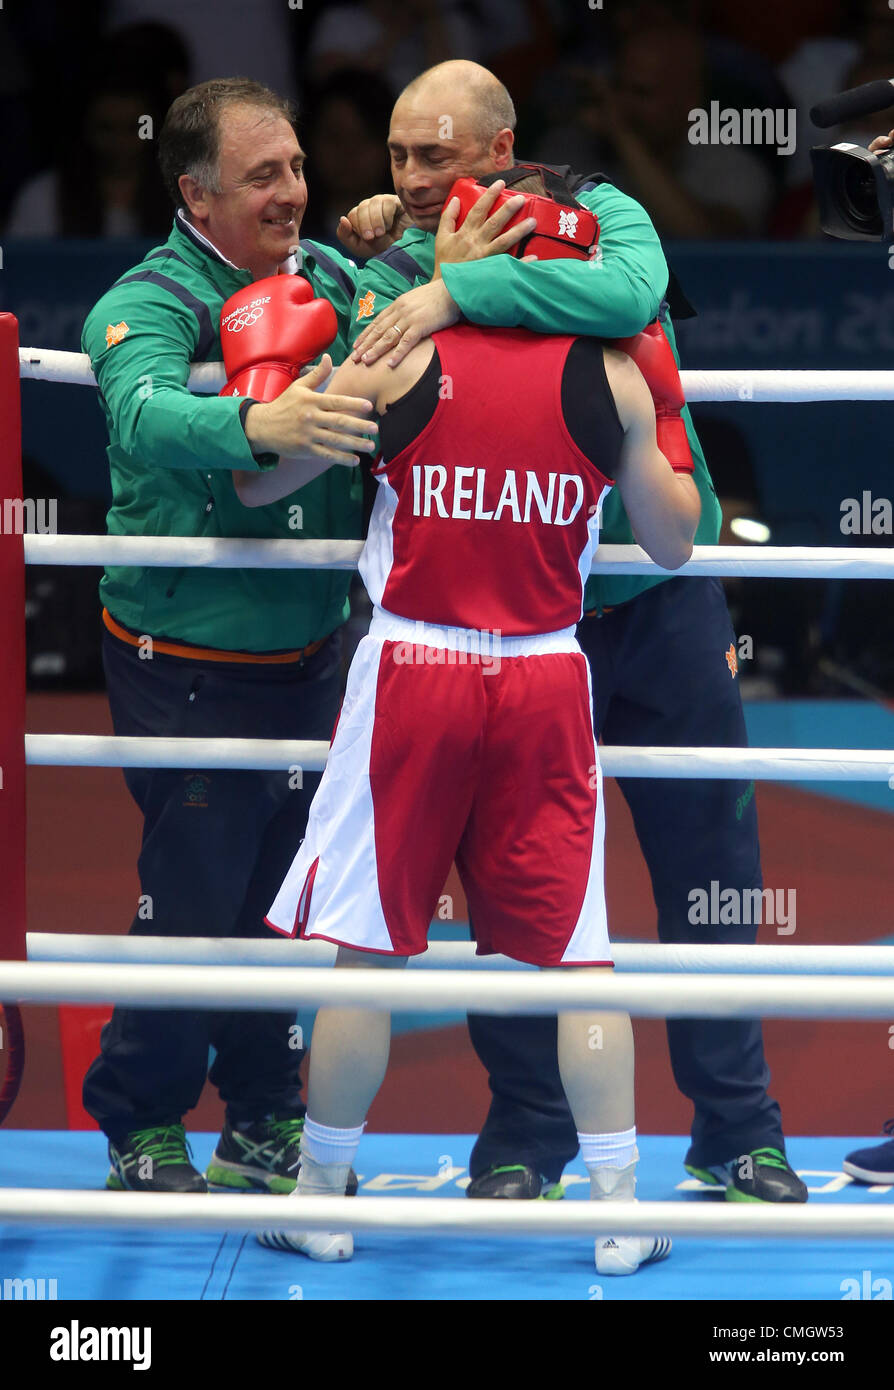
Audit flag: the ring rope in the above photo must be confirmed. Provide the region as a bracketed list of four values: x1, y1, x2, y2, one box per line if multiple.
[19, 348, 894, 401]
[25, 933, 894, 976]
[0, 1189, 889, 1239]
[23, 734, 894, 779]
[22, 535, 894, 579]
[2, 962, 894, 1018]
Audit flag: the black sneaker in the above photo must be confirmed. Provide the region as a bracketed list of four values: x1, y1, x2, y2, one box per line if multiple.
[206, 1116, 359, 1196]
[685, 1146, 808, 1203]
[843, 1120, 894, 1183]
[466, 1163, 565, 1200]
[107, 1123, 207, 1193]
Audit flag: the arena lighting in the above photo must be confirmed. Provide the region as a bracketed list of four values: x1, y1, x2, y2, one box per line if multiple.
[729, 517, 771, 544]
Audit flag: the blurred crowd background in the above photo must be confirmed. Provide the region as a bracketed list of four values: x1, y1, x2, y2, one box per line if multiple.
[4, 0, 894, 242]
[2, 0, 894, 697]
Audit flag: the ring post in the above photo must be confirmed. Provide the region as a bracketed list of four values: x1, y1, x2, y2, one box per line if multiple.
[0, 314, 26, 961]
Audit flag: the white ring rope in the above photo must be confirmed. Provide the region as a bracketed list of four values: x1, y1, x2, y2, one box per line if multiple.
[26, 933, 894, 976]
[23, 734, 894, 780]
[0, 1190, 890, 1239]
[2, 962, 894, 1017]
[19, 350, 224, 394]
[19, 348, 894, 402]
[22, 535, 894, 579]
[25, 535, 364, 571]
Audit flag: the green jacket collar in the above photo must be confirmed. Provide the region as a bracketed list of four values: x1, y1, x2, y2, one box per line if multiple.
[168, 212, 311, 294]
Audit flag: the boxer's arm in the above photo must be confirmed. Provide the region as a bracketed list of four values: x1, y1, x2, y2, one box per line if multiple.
[234, 343, 432, 506]
[234, 356, 382, 507]
[604, 347, 699, 570]
[439, 182, 668, 338]
[231, 446, 359, 508]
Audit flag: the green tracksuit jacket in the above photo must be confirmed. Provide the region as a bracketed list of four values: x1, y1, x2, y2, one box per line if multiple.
[351, 174, 721, 612]
[82, 214, 362, 652]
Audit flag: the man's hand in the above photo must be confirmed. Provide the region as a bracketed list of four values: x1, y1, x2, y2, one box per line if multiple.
[433, 180, 535, 274]
[869, 130, 894, 153]
[337, 194, 412, 258]
[351, 280, 460, 366]
[243, 356, 378, 461]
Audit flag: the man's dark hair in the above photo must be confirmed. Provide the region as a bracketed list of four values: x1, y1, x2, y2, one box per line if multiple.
[158, 77, 299, 209]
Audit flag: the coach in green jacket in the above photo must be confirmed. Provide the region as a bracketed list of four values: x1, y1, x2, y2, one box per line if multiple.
[80, 78, 381, 1196]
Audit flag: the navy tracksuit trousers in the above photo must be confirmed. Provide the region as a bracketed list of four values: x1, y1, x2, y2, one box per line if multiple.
[467, 577, 785, 1179]
[83, 627, 343, 1146]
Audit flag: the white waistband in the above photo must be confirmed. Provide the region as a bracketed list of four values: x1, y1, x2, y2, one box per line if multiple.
[368, 608, 580, 657]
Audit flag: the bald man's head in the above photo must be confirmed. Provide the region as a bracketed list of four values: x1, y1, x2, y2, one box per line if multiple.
[388, 61, 516, 229]
[401, 61, 516, 145]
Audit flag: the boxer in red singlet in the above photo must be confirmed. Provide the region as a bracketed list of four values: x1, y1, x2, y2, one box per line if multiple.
[234, 179, 699, 1275]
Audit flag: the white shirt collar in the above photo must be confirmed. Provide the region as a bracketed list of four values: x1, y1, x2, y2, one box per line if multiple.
[176, 208, 302, 275]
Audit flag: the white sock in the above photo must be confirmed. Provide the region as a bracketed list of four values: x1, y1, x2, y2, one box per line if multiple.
[296, 1151, 351, 1197]
[578, 1126, 638, 1171]
[301, 1117, 364, 1168]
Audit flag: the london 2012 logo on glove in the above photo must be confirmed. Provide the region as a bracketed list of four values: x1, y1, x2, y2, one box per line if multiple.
[557, 210, 579, 239]
[221, 296, 272, 333]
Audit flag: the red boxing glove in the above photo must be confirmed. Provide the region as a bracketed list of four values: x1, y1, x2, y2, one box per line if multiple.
[219, 274, 337, 402]
[610, 323, 694, 473]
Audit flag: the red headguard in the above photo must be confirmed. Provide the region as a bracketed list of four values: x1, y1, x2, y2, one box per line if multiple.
[447, 166, 600, 261]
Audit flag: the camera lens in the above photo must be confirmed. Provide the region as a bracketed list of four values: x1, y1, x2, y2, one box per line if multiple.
[835, 159, 882, 236]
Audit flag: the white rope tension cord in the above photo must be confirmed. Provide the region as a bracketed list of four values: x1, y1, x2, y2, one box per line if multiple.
[0, 1189, 891, 1239]
[26, 934, 894, 976]
[19, 348, 894, 402]
[22, 534, 894, 579]
[2, 961, 894, 1018]
[23, 735, 894, 779]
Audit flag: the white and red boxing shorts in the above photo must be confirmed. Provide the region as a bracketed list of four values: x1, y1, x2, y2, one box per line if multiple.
[265, 610, 611, 968]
